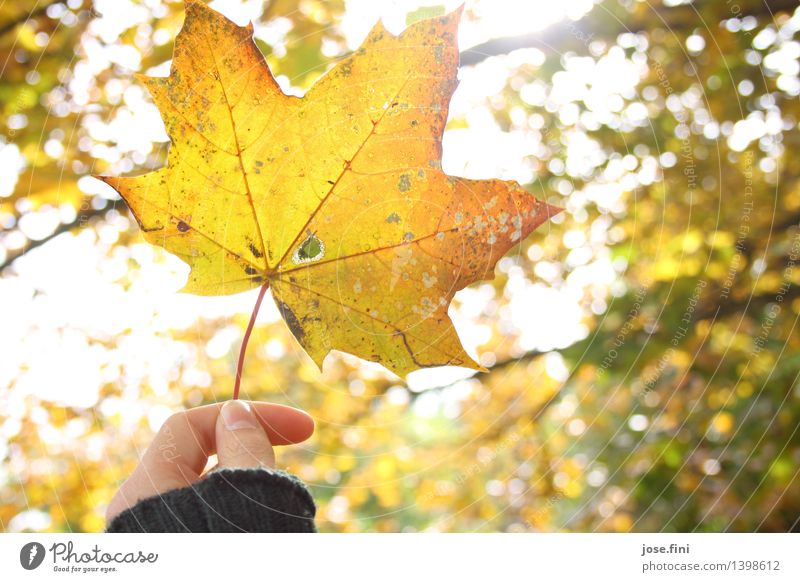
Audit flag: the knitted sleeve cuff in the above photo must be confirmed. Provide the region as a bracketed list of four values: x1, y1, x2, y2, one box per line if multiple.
[105, 468, 317, 533]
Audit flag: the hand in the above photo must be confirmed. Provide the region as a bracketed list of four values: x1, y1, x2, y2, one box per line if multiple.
[106, 400, 314, 524]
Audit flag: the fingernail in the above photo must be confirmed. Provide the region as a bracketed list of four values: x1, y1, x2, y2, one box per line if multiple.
[221, 400, 259, 431]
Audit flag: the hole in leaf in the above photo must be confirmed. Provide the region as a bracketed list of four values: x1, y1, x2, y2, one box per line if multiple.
[292, 233, 325, 264]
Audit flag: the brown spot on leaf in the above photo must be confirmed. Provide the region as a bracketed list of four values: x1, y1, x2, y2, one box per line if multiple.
[398, 173, 412, 192]
[248, 242, 263, 258]
[177, 220, 190, 232]
[278, 301, 305, 341]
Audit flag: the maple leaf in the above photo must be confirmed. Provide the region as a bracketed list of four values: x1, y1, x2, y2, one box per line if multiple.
[100, 0, 561, 380]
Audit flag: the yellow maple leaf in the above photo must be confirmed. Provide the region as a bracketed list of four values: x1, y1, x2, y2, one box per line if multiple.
[100, 0, 560, 379]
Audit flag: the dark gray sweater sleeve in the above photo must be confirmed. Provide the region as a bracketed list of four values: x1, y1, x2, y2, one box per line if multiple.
[105, 468, 316, 533]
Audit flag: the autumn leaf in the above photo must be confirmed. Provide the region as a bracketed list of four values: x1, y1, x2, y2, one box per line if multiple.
[99, 0, 560, 378]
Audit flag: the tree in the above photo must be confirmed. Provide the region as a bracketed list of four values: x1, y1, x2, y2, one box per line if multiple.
[0, 0, 798, 532]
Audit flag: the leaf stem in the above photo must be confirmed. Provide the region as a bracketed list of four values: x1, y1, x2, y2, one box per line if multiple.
[233, 280, 270, 400]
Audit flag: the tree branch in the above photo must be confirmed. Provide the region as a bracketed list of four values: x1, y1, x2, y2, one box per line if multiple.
[0, 1, 61, 38]
[459, 24, 592, 67]
[0, 205, 111, 272]
[409, 348, 548, 398]
[459, 0, 798, 67]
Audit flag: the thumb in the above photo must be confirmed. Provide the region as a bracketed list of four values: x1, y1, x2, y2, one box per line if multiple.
[215, 400, 276, 470]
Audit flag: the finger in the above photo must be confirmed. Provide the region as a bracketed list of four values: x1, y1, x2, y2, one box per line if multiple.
[215, 400, 275, 469]
[139, 401, 314, 476]
[248, 401, 315, 446]
[106, 401, 314, 522]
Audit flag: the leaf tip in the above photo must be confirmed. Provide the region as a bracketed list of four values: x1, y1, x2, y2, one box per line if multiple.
[365, 16, 389, 44]
[441, 4, 465, 29]
[308, 349, 328, 373]
[544, 202, 566, 219]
